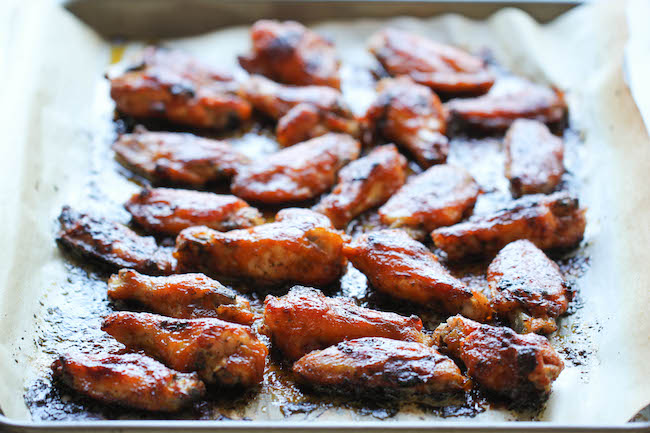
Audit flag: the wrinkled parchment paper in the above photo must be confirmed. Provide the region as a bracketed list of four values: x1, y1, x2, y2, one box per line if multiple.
[0, 0, 649, 425]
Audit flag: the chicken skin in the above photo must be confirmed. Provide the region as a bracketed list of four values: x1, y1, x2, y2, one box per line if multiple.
[231, 133, 360, 204]
[102, 312, 267, 387]
[125, 188, 263, 236]
[113, 127, 248, 186]
[379, 164, 479, 237]
[504, 119, 565, 197]
[432, 192, 587, 261]
[445, 82, 567, 132]
[110, 47, 251, 129]
[433, 315, 564, 398]
[263, 286, 425, 360]
[108, 269, 256, 325]
[56, 206, 174, 275]
[344, 229, 491, 321]
[314, 144, 408, 229]
[363, 77, 449, 168]
[238, 20, 341, 89]
[239, 76, 359, 147]
[52, 352, 205, 412]
[368, 28, 494, 97]
[293, 337, 468, 394]
[488, 240, 570, 334]
[174, 208, 347, 286]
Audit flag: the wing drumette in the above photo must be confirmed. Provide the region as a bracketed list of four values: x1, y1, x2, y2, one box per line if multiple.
[102, 312, 267, 387]
[263, 286, 425, 360]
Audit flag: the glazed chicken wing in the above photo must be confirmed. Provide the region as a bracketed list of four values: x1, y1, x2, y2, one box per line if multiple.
[109, 47, 251, 129]
[239, 76, 359, 147]
[56, 206, 174, 275]
[231, 133, 360, 204]
[432, 192, 586, 261]
[238, 20, 341, 89]
[102, 312, 267, 387]
[293, 337, 468, 394]
[108, 269, 256, 325]
[263, 286, 425, 360]
[125, 187, 263, 236]
[313, 144, 408, 229]
[52, 352, 205, 412]
[344, 229, 491, 321]
[488, 240, 570, 334]
[379, 164, 479, 238]
[113, 127, 248, 186]
[504, 119, 565, 197]
[175, 208, 347, 286]
[433, 315, 564, 398]
[363, 77, 449, 168]
[368, 28, 494, 96]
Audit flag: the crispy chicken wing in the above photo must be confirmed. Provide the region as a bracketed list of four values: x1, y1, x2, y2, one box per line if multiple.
[56, 206, 174, 275]
[108, 269, 256, 325]
[125, 187, 263, 236]
[239, 76, 359, 146]
[293, 337, 468, 394]
[52, 352, 205, 412]
[110, 47, 251, 129]
[263, 286, 425, 360]
[238, 20, 341, 89]
[344, 229, 491, 321]
[231, 133, 360, 204]
[488, 240, 570, 334]
[363, 77, 449, 167]
[174, 208, 347, 286]
[313, 144, 408, 229]
[102, 312, 267, 387]
[368, 28, 494, 96]
[433, 315, 564, 398]
[113, 127, 248, 186]
[504, 119, 564, 197]
[432, 192, 586, 261]
[379, 164, 479, 237]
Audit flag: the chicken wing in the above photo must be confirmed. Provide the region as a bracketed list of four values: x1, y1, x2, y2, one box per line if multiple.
[108, 269, 256, 325]
[433, 315, 564, 398]
[125, 187, 263, 236]
[112, 127, 248, 186]
[52, 352, 205, 412]
[363, 77, 449, 168]
[109, 46, 251, 129]
[432, 192, 586, 261]
[504, 119, 564, 197]
[379, 164, 479, 237]
[368, 28, 494, 96]
[102, 312, 267, 387]
[239, 76, 359, 146]
[231, 133, 360, 204]
[174, 208, 347, 286]
[263, 286, 425, 360]
[56, 206, 174, 275]
[293, 337, 468, 394]
[238, 20, 341, 89]
[313, 144, 408, 229]
[487, 240, 570, 334]
[343, 229, 491, 321]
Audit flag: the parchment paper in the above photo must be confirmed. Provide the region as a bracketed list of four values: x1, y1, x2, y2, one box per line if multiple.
[0, 0, 649, 425]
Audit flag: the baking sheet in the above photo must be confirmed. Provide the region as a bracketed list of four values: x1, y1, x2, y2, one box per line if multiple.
[1, 0, 649, 427]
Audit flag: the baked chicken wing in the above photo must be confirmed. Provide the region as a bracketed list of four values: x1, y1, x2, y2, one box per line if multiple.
[102, 312, 267, 387]
[174, 208, 347, 286]
[433, 315, 564, 398]
[52, 352, 205, 412]
[313, 144, 408, 229]
[263, 286, 425, 360]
